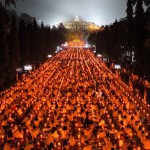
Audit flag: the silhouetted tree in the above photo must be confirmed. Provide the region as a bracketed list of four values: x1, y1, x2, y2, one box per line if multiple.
[0, 3, 9, 87]
[8, 15, 20, 80]
[51, 26, 65, 54]
[96, 26, 110, 59]
[19, 19, 30, 65]
[4, 0, 24, 11]
[88, 32, 97, 45]
[32, 19, 38, 64]
[0, 4, 66, 88]
[126, 0, 134, 64]
[26, 22, 34, 64]
[20, 13, 33, 24]
[95, 0, 150, 80]
[133, 0, 150, 77]
[4, 0, 16, 11]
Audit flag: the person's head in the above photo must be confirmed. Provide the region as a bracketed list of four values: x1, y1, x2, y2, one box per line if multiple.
[51, 127, 56, 134]
[127, 146, 132, 150]
[35, 115, 38, 121]
[63, 126, 67, 131]
[131, 116, 134, 120]
[8, 130, 12, 137]
[85, 140, 89, 144]
[47, 142, 54, 149]
[4, 115, 7, 120]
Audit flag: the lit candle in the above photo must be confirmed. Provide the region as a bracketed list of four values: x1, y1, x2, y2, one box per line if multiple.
[142, 127, 145, 131]
[40, 134, 43, 140]
[57, 141, 61, 147]
[37, 142, 40, 147]
[119, 139, 123, 148]
[78, 128, 81, 132]
[78, 142, 81, 147]
[98, 142, 101, 146]
[78, 134, 81, 139]
[130, 133, 132, 137]
[17, 142, 20, 147]
[21, 134, 23, 141]
[112, 124, 114, 128]
[1, 135, 4, 140]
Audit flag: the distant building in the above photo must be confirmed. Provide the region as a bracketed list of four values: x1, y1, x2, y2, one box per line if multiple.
[61, 15, 102, 42]
[63, 15, 100, 32]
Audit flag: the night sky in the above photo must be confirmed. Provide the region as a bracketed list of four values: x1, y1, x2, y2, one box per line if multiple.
[1, 0, 127, 26]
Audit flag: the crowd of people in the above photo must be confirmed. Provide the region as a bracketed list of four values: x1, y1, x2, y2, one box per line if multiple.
[0, 48, 150, 150]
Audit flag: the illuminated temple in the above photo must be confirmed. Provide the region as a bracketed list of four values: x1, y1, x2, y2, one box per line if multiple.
[62, 15, 101, 42]
[63, 15, 100, 31]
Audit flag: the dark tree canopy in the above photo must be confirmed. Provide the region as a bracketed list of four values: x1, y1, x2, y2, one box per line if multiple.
[0, 3, 66, 90]
[94, 0, 150, 80]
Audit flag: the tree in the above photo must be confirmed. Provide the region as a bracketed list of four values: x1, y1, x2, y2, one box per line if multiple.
[8, 15, 20, 80]
[88, 32, 97, 45]
[32, 19, 38, 64]
[26, 22, 34, 64]
[126, 0, 134, 64]
[4, 0, 16, 11]
[51, 26, 65, 54]
[0, 3, 9, 87]
[4, 0, 24, 11]
[19, 19, 30, 66]
[132, 0, 150, 46]
[132, 0, 150, 8]
[20, 13, 33, 24]
[145, 7, 150, 49]
[126, 0, 133, 26]
[132, 0, 150, 77]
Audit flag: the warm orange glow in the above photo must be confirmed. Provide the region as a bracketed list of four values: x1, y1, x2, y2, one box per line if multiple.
[68, 40, 85, 47]
[0, 48, 149, 150]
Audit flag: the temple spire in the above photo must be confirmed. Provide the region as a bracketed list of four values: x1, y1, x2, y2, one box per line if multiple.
[74, 14, 79, 22]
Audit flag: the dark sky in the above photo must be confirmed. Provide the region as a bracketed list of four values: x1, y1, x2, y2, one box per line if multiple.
[1, 0, 127, 26]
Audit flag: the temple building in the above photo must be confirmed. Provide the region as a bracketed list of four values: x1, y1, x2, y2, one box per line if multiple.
[63, 15, 100, 31]
[61, 15, 102, 42]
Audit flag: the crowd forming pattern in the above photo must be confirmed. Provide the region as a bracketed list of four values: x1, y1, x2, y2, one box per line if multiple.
[0, 48, 150, 150]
